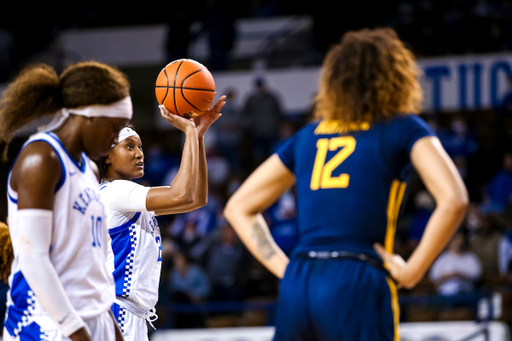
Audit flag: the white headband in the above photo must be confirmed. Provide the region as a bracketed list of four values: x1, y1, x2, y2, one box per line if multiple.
[41, 96, 133, 132]
[115, 127, 140, 147]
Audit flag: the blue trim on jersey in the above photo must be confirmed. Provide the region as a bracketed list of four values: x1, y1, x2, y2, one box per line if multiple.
[99, 181, 111, 191]
[5, 271, 36, 337]
[7, 191, 17, 204]
[109, 212, 141, 235]
[46, 132, 86, 173]
[110, 224, 137, 297]
[18, 321, 47, 341]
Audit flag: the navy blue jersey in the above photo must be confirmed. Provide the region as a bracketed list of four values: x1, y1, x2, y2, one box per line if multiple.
[276, 114, 435, 259]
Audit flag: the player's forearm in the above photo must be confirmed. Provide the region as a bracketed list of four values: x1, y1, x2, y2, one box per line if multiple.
[224, 209, 289, 278]
[155, 137, 206, 215]
[18, 209, 85, 337]
[403, 200, 467, 287]
[194, 136, 208, 206]
[149, 129, 199, 211]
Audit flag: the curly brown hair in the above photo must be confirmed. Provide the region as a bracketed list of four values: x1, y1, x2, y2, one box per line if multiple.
[0, 221, 13, 283]
[0, 61, 130, 159]
[314, 28, 423, 123]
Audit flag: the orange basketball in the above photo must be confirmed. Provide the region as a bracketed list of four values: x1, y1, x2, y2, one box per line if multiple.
[155, 59, 216, 118]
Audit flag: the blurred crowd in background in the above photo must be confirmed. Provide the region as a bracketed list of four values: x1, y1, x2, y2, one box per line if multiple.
[1, 0, 512, 332]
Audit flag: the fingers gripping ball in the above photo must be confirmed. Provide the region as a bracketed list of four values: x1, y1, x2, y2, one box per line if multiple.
[155, 59, 216, 118]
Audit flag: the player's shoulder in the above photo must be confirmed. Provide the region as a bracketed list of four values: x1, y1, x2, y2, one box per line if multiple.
[100, 179, 134, 193]
[14, 140, 62, 178]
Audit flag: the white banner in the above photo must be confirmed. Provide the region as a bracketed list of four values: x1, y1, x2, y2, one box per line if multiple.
[417, 52, 512, 113]
[150, 321, 510, 341]
[209, 53, 512, 116]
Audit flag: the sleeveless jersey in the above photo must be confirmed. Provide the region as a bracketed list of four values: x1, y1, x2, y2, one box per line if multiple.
[100, 180, 162, 311]
[5, 132, 115, 338]
[275, 114, 436, 259]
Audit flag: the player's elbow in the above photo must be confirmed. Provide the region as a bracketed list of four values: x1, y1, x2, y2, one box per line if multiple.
[194, 195, 208, 210]
[223, 199, 239, 223]
[439, 189, 469, 217]
[176, 192, 195, 206]
[450, 189, 469, 214]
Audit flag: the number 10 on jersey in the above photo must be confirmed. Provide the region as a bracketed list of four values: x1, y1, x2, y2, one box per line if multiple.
[310, 136, 356, 190]
[91, 216, 102, 247]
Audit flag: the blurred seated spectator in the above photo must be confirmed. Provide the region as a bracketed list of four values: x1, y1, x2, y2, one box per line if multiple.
[407, 190, 435, 250]
[430, 230, 482, 296]
[499, 225, 512, 278]
[204, 224, 246, 302]
[169, 251, 210, 328]
[169, 194, 222, 257]
[469, 213, 503, 280]
[440, 116, 478, 160]
[264, 189, 299, 255]
[499, 206, 512, 283]
[169, 251, 210, 301]
[481, 152, 512, 213]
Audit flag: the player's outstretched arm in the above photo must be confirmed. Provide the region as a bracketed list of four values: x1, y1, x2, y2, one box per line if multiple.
[154, 96, 225, 216]
[375, 136, 468, 289]
[145, 106, 200, 213]
[224, 154, 295, 279]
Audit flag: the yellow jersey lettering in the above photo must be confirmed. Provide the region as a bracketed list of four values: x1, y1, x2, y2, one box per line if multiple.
[314, 120, 370, 135]
[310, 136, 356, 190]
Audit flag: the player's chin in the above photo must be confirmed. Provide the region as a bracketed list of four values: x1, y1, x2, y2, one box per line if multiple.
[131, 169, 144, 179]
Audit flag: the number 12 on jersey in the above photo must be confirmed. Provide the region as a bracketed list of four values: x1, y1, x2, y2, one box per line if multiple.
[310, 136, 356, 190]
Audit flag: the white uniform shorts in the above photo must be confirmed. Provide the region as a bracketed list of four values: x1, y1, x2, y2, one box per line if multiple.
[2, 310, 116, 341]
[112, 302, 150, 341]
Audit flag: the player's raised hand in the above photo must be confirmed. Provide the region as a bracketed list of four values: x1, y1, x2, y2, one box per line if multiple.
[159, 105, 196, 133]
[373, 243, 413, 289]
[194, 95, 225, 138]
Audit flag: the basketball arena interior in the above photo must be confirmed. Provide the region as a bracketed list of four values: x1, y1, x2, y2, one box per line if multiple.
[1, 1, 512, 340]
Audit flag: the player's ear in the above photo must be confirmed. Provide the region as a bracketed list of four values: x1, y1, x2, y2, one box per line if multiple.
[105, 156, 111, 165]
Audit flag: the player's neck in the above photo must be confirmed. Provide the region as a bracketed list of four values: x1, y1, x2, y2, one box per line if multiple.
[52, 119, 84, 166]
[102, 171, 133, 183]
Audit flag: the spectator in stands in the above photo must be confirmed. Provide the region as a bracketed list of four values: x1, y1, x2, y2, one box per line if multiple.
[469, 213, 502, 281]
[498, 206, 512, 280]
[482, 152, 512, 213]
[214, 88, 244, 171]
[430, 230, 482, 296]
[169, 251, 210, 301]
[441, 116, 478, 160]
[407, 190, 435, 250]
[204, 224, 246, 302]
[242, 77, 285, 168]
[169, 251, 210, 328]
[169, 195, 222, 258]
[265, 189, 299, 255]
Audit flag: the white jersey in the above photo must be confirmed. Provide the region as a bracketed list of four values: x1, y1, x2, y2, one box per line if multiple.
[100, 180, 162, 311]
[5, 132, 115, 338]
